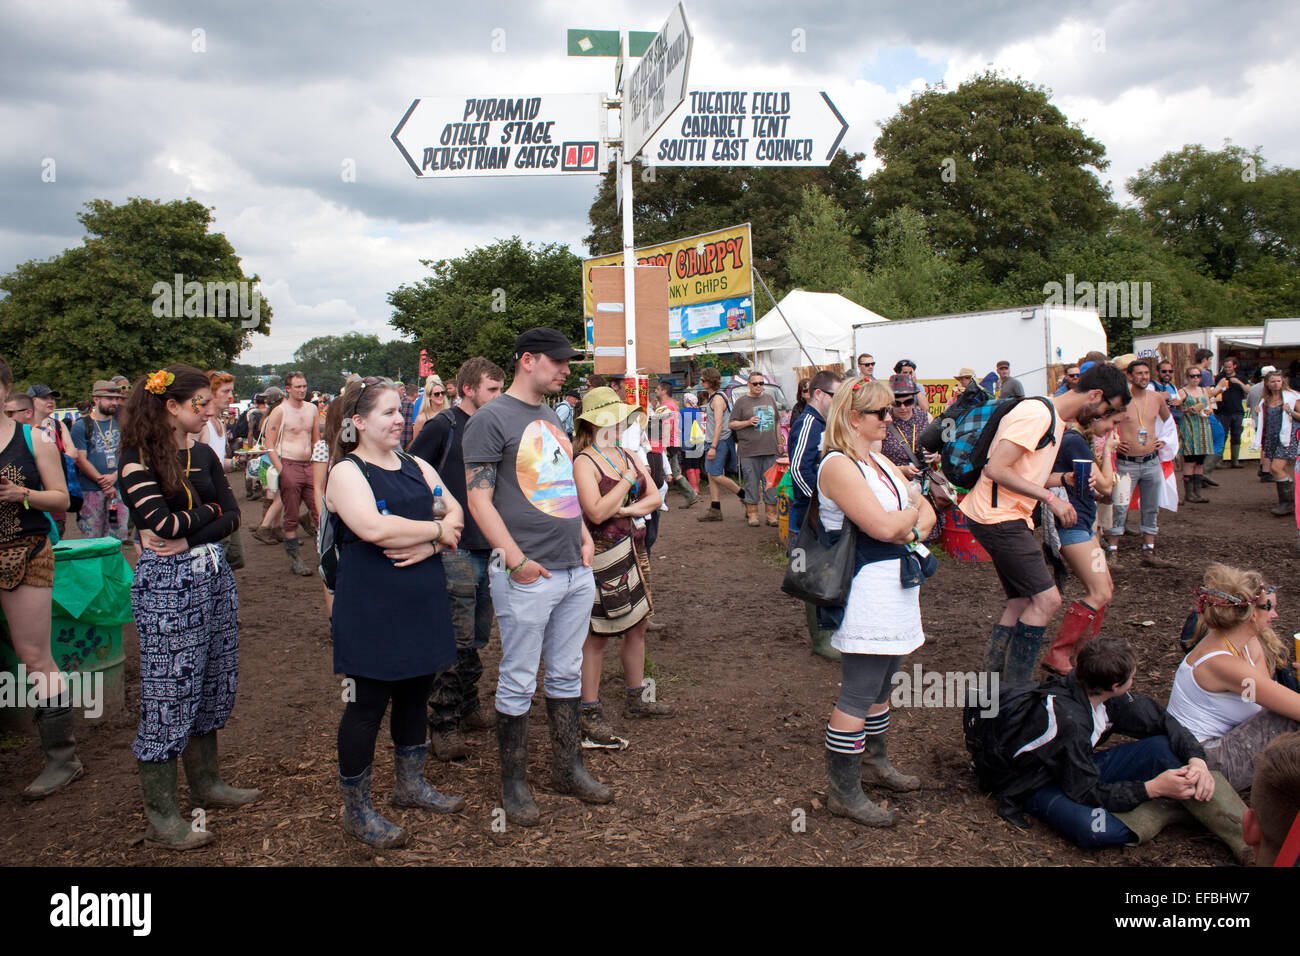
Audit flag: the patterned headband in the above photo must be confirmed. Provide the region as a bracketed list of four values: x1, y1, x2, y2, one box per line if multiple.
[1194, 584, 1270, 614]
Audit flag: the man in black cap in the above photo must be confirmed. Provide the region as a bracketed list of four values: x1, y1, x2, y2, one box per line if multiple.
[462, 327, 610, 825]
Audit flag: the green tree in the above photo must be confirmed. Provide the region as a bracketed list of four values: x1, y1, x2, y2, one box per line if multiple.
[388, 238, 582, 381]
[0, 198, 271, 396]
[866, 72, 1114, 281]
[1127, 143, 1300, 312]
[783, 186, 867, 295]
[585, 151, 872, 289]
[857, 207, 995, 318]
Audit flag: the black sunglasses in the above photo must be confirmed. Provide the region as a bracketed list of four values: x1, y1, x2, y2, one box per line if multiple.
[862, 407, 891, 421]
[892, 397, 916, 407]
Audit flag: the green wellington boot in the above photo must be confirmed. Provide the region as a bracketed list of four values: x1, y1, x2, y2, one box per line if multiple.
[860, 732, 921, 792]
[138, 759, 216, 851]
[1181, 771, 1253, 865]
[21, 705, 86, 801]
[1113, 798, 1194, 844]
[826, 747, 894, 828]
[182, 732, 261, 808]
[806, 603, 840, 661]
[496, 711, 540, 826]
[546, 697, 613, 805]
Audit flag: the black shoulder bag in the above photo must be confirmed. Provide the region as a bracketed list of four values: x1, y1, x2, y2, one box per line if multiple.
[781, 492, 858, 607]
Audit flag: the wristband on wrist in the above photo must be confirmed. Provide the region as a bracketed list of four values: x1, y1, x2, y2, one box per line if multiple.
[910, 526, 920, 544]
[432, 520, 442, 543]
[507, 556, 528, 576]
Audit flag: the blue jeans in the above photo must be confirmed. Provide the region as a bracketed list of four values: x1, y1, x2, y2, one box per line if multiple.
[443, 549, 492, 650]
[489, 565, 596, 716]
[704, 435, 738, 477]
[1023, 735, 1182, 848]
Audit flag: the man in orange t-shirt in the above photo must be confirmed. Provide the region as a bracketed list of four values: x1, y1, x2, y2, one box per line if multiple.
[961, 363, 1131, 683]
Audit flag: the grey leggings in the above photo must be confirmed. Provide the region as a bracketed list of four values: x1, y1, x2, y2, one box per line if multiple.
[1202, 708, 1300, 791]
[836, 654, 901, 719]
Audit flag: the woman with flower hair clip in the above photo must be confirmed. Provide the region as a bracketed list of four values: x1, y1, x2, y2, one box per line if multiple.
[119, 365, 258, 850]
[1167, 563, 1300, 791]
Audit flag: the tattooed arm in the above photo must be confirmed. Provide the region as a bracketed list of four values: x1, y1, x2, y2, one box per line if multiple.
[465, 462, 548, 583]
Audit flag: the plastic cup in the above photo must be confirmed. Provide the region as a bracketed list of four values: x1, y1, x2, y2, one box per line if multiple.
[1294, 633, 1299, 664]
[1073, 459, 1093, 503]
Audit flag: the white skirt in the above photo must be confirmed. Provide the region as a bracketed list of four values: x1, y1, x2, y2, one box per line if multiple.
[830, 559, 925, 656]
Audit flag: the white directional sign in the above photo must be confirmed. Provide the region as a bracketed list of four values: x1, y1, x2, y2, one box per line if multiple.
[644, 88, 849, 167]
[625, 2, 693, 160]
[392, 94, 608, 178]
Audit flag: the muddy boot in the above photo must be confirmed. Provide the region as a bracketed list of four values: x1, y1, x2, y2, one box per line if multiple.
[181, 731, 260, 808]
[675, 477, 698, 508]
[21, 705, 86, 801]
[825, 729, 894, 827]
[496, 711, 539, 826]
[461, 705, 496, 732]
[580, 700, 619, 746]
[1181, 771, 1252, 865]
[1114, 798, 1194, 844]
[1271, 480, 1294, 516]
[1140, 546, 1177, 569]
[338, 765, 407, 848]
[251, 525, 279, 545]
[625, 684, 671, 718]
[985, 623, 1015, 679]
[139, 759, 216, 850]
[391, 743, 465, 813]
[806, 603, 840, 660]
[546, 697, 612, 804]
[285, 538, 313, 576]
[1189, 475, 1209, 503]
[1004, 622, 1047, 685]
[860, 720, 920, 792]
[1042, 601, 1095, 675]
[765, 502, 779, 526]
[428, 726, 469, 761]
[745, 503, 760, 527]
[697, 504, 724, 522]
[1105, 545, 1119, 569]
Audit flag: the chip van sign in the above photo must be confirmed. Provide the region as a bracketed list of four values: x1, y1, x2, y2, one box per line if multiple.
[392, 94, 607, 178]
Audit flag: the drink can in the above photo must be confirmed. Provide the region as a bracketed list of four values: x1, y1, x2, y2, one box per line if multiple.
[1073, 459, 1093, 503]
[1294, 633, 1300, 664]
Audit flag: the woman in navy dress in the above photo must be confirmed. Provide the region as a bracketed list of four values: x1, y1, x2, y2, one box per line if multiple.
[324, 376, 466, 848]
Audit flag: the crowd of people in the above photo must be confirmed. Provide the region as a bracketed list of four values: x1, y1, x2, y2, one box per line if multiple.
[1, 331, 1298, 864]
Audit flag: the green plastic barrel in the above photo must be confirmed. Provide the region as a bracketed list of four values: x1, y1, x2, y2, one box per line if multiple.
[0, 537, 132, 734]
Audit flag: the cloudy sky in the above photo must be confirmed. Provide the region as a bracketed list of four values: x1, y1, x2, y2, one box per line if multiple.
[4, 0, 1297, 365]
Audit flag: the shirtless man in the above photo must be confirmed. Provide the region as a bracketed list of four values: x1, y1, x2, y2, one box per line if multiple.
[263, 371, 320, 575]
[1105, 359, 1175, 568]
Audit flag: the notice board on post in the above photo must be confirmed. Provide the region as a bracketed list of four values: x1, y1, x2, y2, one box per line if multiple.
[590, 265, 671, 376]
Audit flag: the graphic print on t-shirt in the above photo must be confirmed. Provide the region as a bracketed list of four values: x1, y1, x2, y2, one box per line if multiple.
[516, 420, 580, 518]
[756, 404, 775, 432]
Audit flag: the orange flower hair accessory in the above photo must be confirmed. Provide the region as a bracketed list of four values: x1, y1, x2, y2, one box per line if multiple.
[145, 370, 175, 395]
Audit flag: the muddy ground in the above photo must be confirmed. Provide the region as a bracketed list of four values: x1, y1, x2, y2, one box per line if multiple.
[2, 465, 1296, 867]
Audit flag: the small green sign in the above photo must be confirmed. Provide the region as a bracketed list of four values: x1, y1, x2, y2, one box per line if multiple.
[567, 29, 654, 57]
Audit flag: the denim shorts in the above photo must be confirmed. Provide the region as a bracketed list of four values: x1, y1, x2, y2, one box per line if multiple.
[704, 436, 738, 477]
[1058, 526, 1096, 547]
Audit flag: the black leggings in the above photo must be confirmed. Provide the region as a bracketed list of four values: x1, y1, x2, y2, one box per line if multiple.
[338, 674, 434, 777]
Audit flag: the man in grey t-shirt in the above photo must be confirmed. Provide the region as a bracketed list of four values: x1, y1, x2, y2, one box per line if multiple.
[996, 360, 1024, 399]
[462, 327, 609, 826]
[730, 371, 780, 526]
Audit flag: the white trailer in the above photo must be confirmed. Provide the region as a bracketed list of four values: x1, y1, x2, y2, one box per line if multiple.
[1132, 326, 1264, 369]
[851, 304, 1106, 398]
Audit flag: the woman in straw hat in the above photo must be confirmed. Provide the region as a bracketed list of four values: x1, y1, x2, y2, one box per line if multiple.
[571, 387, 668, 746]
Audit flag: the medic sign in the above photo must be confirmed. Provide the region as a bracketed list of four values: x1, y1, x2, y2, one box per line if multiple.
[392, 95, 607, 178]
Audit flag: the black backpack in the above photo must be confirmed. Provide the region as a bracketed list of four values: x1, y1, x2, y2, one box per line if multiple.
[962, 680, 1056, 796]
[318, 453, 366, 592]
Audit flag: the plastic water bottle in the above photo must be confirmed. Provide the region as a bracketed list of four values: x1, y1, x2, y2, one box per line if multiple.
[432, 486, 447, 520]
[376, 498, 391, 516]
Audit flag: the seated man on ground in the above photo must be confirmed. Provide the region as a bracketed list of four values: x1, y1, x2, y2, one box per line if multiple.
[975, 635, 1251, 862]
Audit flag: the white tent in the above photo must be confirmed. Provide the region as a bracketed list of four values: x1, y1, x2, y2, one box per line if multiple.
[670, 290, 890, 402]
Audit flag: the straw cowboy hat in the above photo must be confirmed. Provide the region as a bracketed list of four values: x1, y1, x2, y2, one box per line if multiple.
[577, 387, 642, 429]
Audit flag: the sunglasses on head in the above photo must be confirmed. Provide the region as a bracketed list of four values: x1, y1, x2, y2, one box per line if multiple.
[892, 397, 915, 407]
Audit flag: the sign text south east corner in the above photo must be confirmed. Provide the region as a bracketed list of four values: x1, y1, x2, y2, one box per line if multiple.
[392, 95, 607, 178]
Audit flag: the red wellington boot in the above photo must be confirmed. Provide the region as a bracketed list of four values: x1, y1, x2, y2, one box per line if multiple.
[1042, 601, 1097, 675]
[1072, 604, 1106, 667]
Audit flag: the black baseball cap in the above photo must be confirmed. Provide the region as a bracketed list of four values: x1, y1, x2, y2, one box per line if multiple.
[514, 327, 583, 362]
[27, 384, 59, 399]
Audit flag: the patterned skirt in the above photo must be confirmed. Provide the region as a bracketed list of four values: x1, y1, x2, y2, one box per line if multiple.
[589, 534, 654, 636]
[131, 544, 240, 762]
